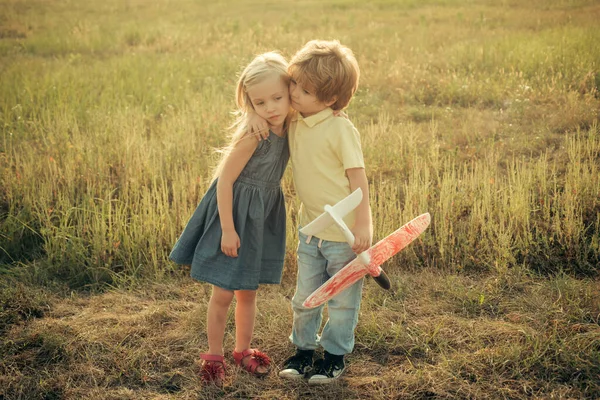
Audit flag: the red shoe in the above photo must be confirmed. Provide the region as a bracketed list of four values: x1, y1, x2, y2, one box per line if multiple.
[199, 353, 226, 386]
[232, 348, 271, 378]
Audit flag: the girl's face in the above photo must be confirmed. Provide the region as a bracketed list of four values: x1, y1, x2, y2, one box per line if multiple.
[246, 74, 290, 133]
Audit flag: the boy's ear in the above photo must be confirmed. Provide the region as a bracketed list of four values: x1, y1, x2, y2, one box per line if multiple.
[325, 96, 338, 107]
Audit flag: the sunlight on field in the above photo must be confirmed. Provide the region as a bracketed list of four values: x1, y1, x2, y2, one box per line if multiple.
[0, 0, 599, 399]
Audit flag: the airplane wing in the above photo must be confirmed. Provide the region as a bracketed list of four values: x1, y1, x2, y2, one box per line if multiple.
[300, 188, 363, 236]
[302, 213, 431, 308]
[302, 260, 368, 308]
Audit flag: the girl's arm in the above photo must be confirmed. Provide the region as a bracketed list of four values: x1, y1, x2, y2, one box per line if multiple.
[217, 137, 258, 257]
[346, 167, 373, 254]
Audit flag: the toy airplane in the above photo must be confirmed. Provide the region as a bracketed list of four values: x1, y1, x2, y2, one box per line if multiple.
[301, 188, 431, 309]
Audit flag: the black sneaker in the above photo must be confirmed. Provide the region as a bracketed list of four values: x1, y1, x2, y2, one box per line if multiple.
[308, 351, 345, 385]
[278, 349, 314, 379]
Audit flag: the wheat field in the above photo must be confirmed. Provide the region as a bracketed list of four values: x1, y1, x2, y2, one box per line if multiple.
[1, 0, 599, 399]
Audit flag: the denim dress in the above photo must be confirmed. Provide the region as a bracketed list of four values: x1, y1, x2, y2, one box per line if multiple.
[169, 131, 289, 291]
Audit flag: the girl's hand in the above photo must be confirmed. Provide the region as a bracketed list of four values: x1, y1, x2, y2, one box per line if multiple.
[332, 110, 348, 119]
[247, 112, 270, 141]
[221, 229, 241, 257]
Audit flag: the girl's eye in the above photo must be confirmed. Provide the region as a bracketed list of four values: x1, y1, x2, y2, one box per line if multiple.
[255, 102, 264, 106]
[275, 97, 282, 100]
[303, 90, 310, 95]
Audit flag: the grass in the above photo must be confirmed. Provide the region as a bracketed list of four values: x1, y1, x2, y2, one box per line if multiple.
[0, 0, 599, 398]
[1, 271, 599, 399]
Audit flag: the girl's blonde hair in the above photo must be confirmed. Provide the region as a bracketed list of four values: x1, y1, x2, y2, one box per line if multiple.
[212, 52, 291, 179]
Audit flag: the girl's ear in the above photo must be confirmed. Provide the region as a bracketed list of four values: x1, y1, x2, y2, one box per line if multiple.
[325, 96, 338, 107]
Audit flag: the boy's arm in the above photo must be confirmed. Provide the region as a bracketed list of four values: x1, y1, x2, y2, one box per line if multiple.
[246, 109, 270, 141]
[346, 167, 372, 254]
[217, 137, 258, 257]
[247, 109, 345, 141]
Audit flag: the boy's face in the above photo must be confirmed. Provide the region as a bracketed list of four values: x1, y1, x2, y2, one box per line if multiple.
[289, 78, 330, 118]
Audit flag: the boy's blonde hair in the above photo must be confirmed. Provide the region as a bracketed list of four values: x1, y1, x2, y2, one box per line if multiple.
[212, 52, 291, 179]
[289, 39, 359, 111]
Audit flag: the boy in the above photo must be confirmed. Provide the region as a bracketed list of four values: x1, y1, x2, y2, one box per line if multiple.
[249, 39, 372, 384]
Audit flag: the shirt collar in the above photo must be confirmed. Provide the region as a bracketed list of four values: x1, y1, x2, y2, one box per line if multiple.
[294, 107, 333, 128]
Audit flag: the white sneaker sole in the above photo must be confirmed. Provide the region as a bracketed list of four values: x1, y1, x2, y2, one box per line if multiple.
[307, 371, 344, 385]
[278, 369, 307, 380]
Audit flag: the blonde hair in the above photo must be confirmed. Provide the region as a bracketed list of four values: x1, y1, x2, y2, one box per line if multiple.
[289, 39, 360, 111]
[212, 52, 291, 179]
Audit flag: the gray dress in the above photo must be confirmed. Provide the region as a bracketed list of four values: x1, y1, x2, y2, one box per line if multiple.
[169, 131, 289, 290]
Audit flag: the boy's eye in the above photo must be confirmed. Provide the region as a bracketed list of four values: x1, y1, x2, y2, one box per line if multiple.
[290, 79, 297, 84]
[303, 89, 310, 95]
[275, 97, 282, 100]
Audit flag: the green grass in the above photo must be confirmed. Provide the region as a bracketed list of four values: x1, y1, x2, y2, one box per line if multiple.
[0, 0, 599, 398]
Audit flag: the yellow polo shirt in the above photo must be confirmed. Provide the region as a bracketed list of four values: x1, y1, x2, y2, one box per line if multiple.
[289, 107, 365, 242]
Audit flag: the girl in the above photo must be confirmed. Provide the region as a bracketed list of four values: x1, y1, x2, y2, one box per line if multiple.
[169, 52, 291, 385]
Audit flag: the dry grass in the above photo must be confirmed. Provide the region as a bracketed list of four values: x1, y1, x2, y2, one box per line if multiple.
[1, 270, 599, 399]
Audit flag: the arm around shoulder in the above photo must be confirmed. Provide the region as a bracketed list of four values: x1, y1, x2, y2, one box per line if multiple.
[245, 109, 270, 141]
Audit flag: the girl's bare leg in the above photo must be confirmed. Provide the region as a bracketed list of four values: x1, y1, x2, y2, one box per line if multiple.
[206, 285, 235, 355]
[234, 290, 257, 351]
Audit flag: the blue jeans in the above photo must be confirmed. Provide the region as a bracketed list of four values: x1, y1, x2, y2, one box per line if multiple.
[289, 230, 364, 356]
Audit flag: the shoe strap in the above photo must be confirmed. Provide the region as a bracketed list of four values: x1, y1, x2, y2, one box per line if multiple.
[232, 348, 255, 362]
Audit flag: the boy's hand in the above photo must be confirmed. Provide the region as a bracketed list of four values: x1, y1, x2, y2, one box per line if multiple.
[221, 230, 241, 257]
[247, 112, 270, 141]
[351, 224, 372, 254]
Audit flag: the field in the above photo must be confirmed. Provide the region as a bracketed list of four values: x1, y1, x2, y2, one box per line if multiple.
[1, 0, 599, 399]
